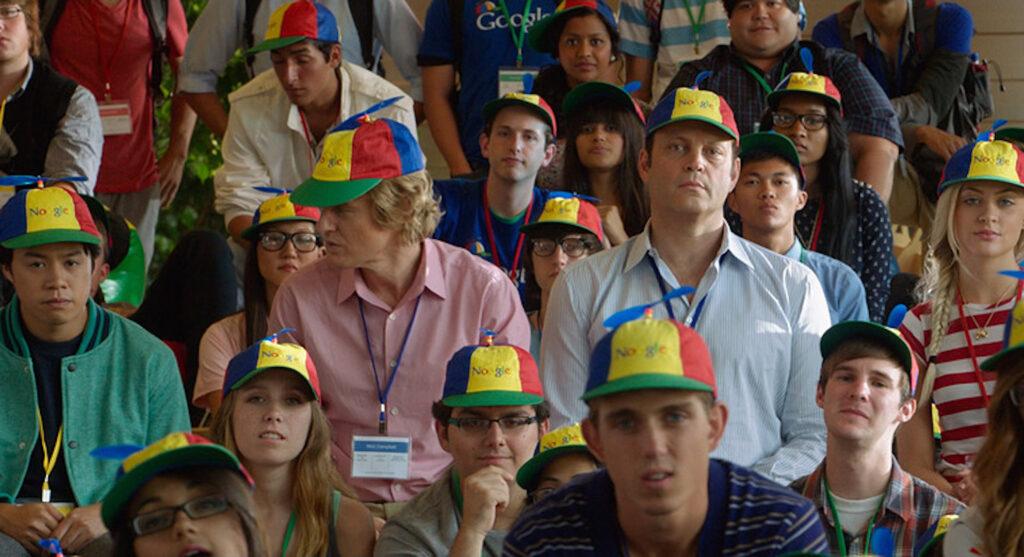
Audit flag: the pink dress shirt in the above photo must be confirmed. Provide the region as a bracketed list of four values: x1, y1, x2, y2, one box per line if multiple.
[269, 239, 530, 502]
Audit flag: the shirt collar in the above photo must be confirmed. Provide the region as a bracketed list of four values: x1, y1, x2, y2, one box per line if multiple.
[851, 0, 916, 45]
[625, 221, 755, 274]
[783, 240, 802, 260]
[6, 57, 32, 102]
[335, 241, 447, 309]
[807, 455, 915, 526]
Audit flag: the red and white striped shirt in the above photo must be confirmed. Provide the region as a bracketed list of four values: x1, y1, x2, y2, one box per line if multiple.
[900, 293, 1019, 479]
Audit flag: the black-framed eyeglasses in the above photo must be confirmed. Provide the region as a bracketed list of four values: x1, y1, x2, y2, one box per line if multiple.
[447, 416, 538, 435]
[131, 494, 231, 536]
[1010, 384, 1024, 408]
[530, 237, 594, 257]
[257, 231, 322, 252]
[0, 6, 23, 19]
[771, 111, 828, 131]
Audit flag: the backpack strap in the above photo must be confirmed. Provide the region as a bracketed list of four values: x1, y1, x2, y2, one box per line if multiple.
[349, 0, 376, 71]
[450, 0, 465, 71]
[37, 0, 67, 60]
[139, 0, 169, 98]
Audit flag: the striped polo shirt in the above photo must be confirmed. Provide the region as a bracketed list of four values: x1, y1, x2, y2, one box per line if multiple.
[504, 459, 829, 555]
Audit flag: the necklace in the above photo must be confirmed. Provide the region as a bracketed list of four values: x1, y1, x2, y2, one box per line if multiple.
[959, 281, 1016, 340]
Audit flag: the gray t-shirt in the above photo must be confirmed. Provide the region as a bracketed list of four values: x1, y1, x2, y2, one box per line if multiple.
[375, 467, 507, 556]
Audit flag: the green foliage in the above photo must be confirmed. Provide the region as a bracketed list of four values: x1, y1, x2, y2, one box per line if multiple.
[149, 0, 250, 279]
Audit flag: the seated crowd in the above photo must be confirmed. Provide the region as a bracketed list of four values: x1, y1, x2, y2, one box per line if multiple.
[2, 0, 1023, 556]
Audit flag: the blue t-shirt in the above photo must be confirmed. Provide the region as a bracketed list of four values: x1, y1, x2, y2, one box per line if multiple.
[433, 178, 554, 300]
[504, 460, 830, 556]
[418, 0, 557, 167]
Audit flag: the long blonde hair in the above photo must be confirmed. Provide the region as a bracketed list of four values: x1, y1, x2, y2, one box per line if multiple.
[972, 360, 1024, 556]
[210, 391, 354, 557]
[915, 183, 1024, 363]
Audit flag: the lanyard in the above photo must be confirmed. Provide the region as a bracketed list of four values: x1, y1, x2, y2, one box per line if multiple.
[89, 0, 135, 102]
[646, 255, 708, 327]
[809, 203, 825, 252]
[482, 186, 534, 281]
[497, 0, 534, 68]
[824, 477, 885, 557]
[297, 110, 318, 175]
[955, 281, 1023, 407]
[681, 0, 708, 55]
[280, 511, 297, 557]
[35, 407, 63, 503]
[358, 295, 423, 434]
[742, 61, 788, 98]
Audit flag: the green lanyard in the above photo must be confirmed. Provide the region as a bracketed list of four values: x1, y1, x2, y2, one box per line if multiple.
[823, 477, 886, 556]
[497, 0, 534, 68]
[681, 0, 708, 55]
[742, 60, 788, 98]
[280, 511, 297, 557]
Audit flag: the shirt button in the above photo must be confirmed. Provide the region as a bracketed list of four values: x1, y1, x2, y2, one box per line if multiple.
[18, 442, 25, 450]
[395, 484, 403, 491]
[68, 441, 78, 449]
[390, 407, 399, 416]
[67, 363, 76, 372]
[388, 313, 397, 321]
[389, 361, 397, 368]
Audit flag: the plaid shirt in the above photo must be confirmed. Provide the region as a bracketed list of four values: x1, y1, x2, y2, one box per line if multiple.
[791, 457, 964, 557]
[664, 40, 903, 148]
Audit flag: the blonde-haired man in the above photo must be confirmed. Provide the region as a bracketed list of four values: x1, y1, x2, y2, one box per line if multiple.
[270, 116, 529, 517]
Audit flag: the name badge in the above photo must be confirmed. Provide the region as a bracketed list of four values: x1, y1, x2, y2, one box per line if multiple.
[498, 67, 540, 97]
[351, 435, 411, 480]
[98, 100, 132, 136]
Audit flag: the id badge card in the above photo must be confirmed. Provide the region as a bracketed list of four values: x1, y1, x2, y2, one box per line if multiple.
[97, 100, 132, 136]
[498, 66, 540, 97]
[351, 434, 411, 480]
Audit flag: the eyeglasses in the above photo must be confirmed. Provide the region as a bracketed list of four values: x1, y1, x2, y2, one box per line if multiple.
[1010, 384, 1024, 408]
[530, 237, 594, 257]
[0, 6, 23, 19]
[257, 231, 321, 252]
[447, 416, 538, 435]
[771, 111, 828, 131]
[528, 486, 558, 504]
[131, 494, 231, 536]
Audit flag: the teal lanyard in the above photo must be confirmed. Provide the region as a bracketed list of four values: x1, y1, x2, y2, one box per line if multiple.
[281, 511, 297, 557]
[742, 60, 788, 98]
[497, 0, 534, 68]
[823, 477, 886, 556]
[681, 0, 708, 55]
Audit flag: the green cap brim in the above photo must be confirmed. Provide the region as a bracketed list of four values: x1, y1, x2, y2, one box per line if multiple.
[995, 128, 1024, 144]
[1, 228, 101, 249]
[562, 81, 637, 119]
[766, 88, 841, 110]
[939, 175, 1024, 195]
[647, 115, 737, 141]
[819, 321, 914, 377]
[515, 444, 591, 490]
[582, 374, 713, 401]
[227, 366, 320, 402]
[240, 215, 318, 241]
[981, 344, 1024, 371]
[245, 35, 307, 56]
[519, 219, 594, 237]
[100, 444, 243, 528]
[442, 391, 545, 408]
[526, 7, 585, 54]
[482, 98, 554, 131]
[290, 177, 382, 208]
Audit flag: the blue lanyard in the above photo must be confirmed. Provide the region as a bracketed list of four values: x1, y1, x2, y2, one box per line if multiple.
[358, 294, 422, 434]
[646, 255, 708, 328]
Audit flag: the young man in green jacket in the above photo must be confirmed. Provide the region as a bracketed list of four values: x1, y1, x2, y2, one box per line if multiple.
[0, 186, 190, 556]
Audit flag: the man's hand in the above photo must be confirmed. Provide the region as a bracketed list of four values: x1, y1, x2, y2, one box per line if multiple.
[916, 125, 967, 161]
[157, 149, 187, 208]
[50, 503, 107, 554]
[0, 502, 63, 554]
[461, 466, 511, 535]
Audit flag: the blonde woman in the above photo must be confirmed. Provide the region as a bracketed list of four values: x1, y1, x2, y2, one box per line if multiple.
[210, 336, 376, 557]
[898, 137, 1024, 504]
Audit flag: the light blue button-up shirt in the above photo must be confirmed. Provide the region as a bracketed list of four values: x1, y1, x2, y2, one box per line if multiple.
[541, 224, 829, 484]
[785, 241, 870, 324]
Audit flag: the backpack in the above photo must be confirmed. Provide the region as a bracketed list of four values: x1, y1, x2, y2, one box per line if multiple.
[244, 0, 377, 75]
[39, 0, 169, 98]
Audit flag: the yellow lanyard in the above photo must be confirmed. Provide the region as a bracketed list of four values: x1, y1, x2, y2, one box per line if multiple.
[35, 407, 63, 503]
